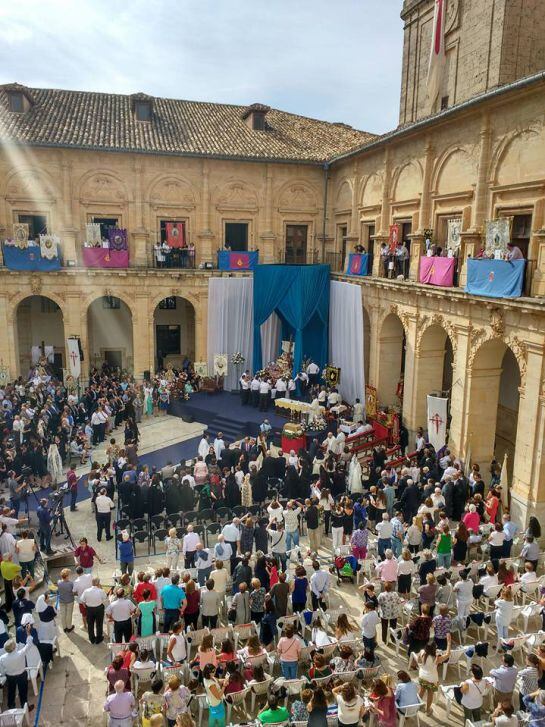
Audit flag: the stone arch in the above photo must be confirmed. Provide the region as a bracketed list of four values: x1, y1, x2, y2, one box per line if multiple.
[467, 338, 521, 473]
[412, 322, 454, 430]
[391, 161, 422, 202]
[4, 166, 58, 201]
[86, 294, 134, 372]
[334, 178, 353, 211]
[152, 295, 196, 370]
[377, 313, 406, 407]
[83, 290, 137, 321]
[14, 295, 65, 377]
[362, 303, 371, 385]
[147, 174, 198, 206]
[432, 145, 476, 196]
[359, 172, 383, 208]
[275, 179, 319, 210]
[491, 124, 545, 186]
[214, 178, 259, 209]
[77, 169, 128, 202]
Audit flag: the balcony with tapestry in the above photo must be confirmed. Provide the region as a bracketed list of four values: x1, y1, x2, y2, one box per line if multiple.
[2, 224, 62, 271]
[153, 221, 196, 269]
[82, 223, 129, 268]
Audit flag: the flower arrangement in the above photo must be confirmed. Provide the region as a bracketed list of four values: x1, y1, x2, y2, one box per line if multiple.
[231, 352, 245, 366]
[301, 415, 327, 432]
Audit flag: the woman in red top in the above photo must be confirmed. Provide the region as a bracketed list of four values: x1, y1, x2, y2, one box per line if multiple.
[74, 537, 102, 572]
[266, 557, 279, 590]
[369, 677, 396, 727]
[223, 661, 246, 696]
[107, 655, 130, 693]
[497, 561, 515, 586]
[485, 488, 500, 524]
[121, 642, 139, 670]
[183, 580, 200, 629]
[132, 572, 157, 603]
[217, 638, 236, 677]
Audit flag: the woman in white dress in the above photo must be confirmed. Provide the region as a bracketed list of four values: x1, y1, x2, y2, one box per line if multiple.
[348, 454, 363, 495]
[47, 441, 63, 486]
[143, 385, 154, 417]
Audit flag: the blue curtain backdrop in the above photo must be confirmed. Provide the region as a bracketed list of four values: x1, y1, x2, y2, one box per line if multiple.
[252, 264, 330, 374]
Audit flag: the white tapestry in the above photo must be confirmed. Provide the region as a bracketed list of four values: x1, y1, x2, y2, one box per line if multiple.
[66, 338, 81, 378]
[447, 218, 462, 252]
[85, 222, 102, 246]
[207, 277, 253, 390]
[329, 281, 365, 406]
[426, 394, 448, 451]
[261, 312, 282, 366]
[39, 234, 59, 259]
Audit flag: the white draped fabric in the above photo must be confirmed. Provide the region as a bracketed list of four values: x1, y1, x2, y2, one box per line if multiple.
[207, 277, 253, 390]
[260, 312, 282, 367]
[329, 281, 365, 406]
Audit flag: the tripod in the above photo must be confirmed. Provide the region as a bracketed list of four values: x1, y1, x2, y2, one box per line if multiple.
[50, 495, 76, 548]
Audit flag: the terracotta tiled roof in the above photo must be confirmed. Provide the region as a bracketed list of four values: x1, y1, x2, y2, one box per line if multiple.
[0, 84, 376, 163]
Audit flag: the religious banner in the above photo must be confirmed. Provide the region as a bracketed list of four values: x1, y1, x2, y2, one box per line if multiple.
[0, 362, 9, 387]
[194, 361, 209, 378]
[3, 245, 61, 271]
[13, 223, 29, 249]
[419, 256, 455, 287]
[166, 222, 186, 248]
[108, 228, 128, 251]
[66, 338, 81, 378]
[365, 384, 378, 420]
[213, 353, 228, 377]
[346, 253, 369, 276]
[39, 234, 60, 260]
[424, 229, 434, 252]
[324, 365, 341, 388]
[466, 258, 525, 298]
[447, 218, 462, 252]
[217, 250, 259, 271]
[427, 394, 448, 451]
[427, 0, 446, 108]
[388, 224, 401, 253]
[85, 222, 102, 246]
[485, 218, 512, 257]
[82, 248, 129, 268]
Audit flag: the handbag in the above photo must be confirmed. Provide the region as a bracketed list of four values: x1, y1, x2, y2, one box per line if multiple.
[227, 606, 237, 623]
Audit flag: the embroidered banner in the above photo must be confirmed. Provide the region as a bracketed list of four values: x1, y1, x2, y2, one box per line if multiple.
[388, 224, 401, 253]
[3, 245, 61, 271]
[485, 218, 512, 257]
[66, 338, 81, 378]
[166, 222, 186, 248]
[419, 256, 455, 287]
[466, 258, 525, 298]
[217, 250, 259, 270]
[13, 223, 29, 249]
[427, 0, 446, 108]
[346, 253, 369, 276]
[39, 234, 60, 260]
[82, 247, 129, 268]
[427, 394, 448, 451]
[85, 222, 102, 246]
[108, 228, 128, 251]
[447, 218, 462, 252]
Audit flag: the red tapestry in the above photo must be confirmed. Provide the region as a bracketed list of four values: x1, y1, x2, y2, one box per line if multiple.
[166, 222, 186, 248]
[389, 224, 401, 253]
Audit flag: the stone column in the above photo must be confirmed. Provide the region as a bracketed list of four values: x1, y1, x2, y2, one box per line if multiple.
[406, 338, 446, 435]
[60, 160, 78, 264]
[131, 160, 149, 267]
[131, 293, 151, 380]
[194, 292, 208, 362]
[448, 326, 472, 459]
[379, 148, 392, 237]
[259, 164, 276, 263]
[63, 292, 88, 379]
[197, 160, 215, 265]
[470, 113, 492, 232]
[0, 296, 17, 378]
[418, 139, 434, 232]
[366, 303, 382, 389]
[400, 313, 420, 437]
[510, 344, 545, 526]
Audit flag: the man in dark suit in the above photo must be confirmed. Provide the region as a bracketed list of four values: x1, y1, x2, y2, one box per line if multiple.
[274, 451, 286, 480]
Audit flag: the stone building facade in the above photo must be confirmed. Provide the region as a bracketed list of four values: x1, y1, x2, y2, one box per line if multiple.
[2, 3, 545, 522]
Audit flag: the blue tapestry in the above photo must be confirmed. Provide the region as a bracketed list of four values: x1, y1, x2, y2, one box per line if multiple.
[466, 258, 525, 298]
[3, 245, 61, 272]
[346, 253, 369, 276]
[217, 250, 259, 271]
[253, 264, 330, 375]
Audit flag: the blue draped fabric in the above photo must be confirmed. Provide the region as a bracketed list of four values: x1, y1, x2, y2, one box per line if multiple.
[253, 264, 330, 374]
[3, 245, 61, 271]
[466, 258, 525, 298]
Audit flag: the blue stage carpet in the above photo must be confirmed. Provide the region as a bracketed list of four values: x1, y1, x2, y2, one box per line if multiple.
[170, 391, 286, 442]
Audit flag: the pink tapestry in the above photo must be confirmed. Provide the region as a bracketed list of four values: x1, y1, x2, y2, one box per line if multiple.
[82, 248, 129, 268]
[419, 256, 455, 287]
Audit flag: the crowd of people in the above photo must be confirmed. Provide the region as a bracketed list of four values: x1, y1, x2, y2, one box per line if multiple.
[1, 362, 545, 727]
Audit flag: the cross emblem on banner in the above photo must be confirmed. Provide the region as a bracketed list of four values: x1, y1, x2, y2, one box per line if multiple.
[70, 350, 78, 366]
[429, 412, 443, 434]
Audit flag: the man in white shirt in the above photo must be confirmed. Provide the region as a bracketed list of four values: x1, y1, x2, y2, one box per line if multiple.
[213, 433, 225, 462]
[327, 389, 341, 408]
[0, 635, 35, 710]
[275, 377, 287, 398]
[283, 501, 302, 552]
[415, 428, 426, 452]
[213, 536, 233, 574]
[323, 432, 338, 456]
[106, 587, 136, 643]
[239, 373, 250, 406]
[310, 560, 329, 610]
[221, 520, 241, 566]
[94, 488, 114, 542]
[194, 543, 214, 586]
[182, 525, 200, 568]
[250, 376, 261, 407]
[376, 513, 394, 560]
[353, 398, 364, 422]
[259, 379, 271, 411]
[73, 565, 93, 630]
[197, 434, 210, 460]
[306, 361, 320, 386]
[81, 577, 108, 644]
[360, 602, 381, 656]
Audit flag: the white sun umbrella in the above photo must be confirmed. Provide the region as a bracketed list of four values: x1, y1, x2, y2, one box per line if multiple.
[499, 452, 509, 509]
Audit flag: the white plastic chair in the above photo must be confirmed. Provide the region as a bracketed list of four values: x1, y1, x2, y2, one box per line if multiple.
[250, 674, 274, 712]
[524, 630, 545, 655]
[389, 626, 405, 656]
[397, 699, 425, 727]
[336, 669, 358, 684]
[225, 685, 251, 723]
[107, 642, 127, 660]
[194, 693, 208, 724]
[440, 684, 462, 720]
[185, 626, 210, 657]
[131, 666, 156, 695]
[135, 635, 158, 660]
[442, 646, 469, 680]
[0, 706, 30, 727]
[25, 647, 44, 697]
[209, 625, 232, 646]
[233, 622, 258, 650]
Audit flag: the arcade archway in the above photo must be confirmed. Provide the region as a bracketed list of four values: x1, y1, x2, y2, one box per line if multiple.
[377, 313, 405, 407]
[153, 296, 196, 371]
[15, 295, 65, 378]
[87, 296, 134, 372]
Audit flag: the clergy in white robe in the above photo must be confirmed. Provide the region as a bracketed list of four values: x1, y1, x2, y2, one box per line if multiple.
[198, 435, 210, 460]
[213, 434, 226, 461]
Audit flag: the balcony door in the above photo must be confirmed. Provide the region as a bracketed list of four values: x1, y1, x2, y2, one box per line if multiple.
[285, 224, 308, 264]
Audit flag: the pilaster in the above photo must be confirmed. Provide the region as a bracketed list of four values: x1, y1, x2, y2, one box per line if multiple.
[132, 293, 151, 379]
[198, 161, 215, 264]
[400, 313, 420, 436]
[259, 165, 276, 263]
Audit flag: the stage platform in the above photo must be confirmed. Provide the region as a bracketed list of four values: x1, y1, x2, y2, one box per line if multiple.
[169, 391, 287, 443]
